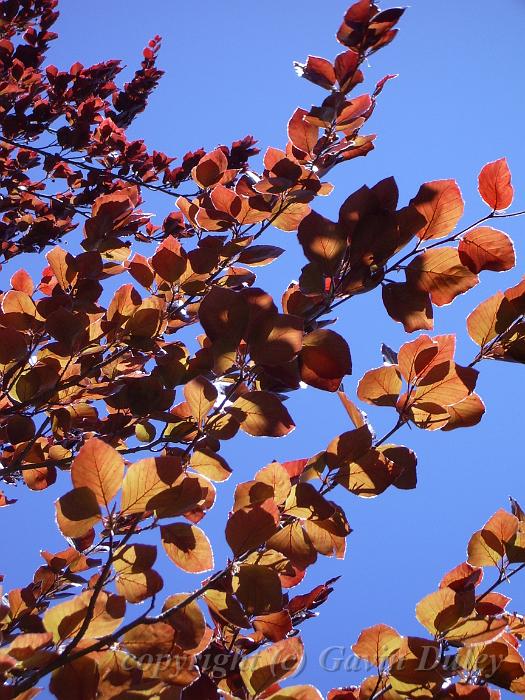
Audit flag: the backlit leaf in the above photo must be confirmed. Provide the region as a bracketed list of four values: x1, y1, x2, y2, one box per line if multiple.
[410, 179, 464, 240]
[478, 158, 514, 210]
[161, 523, 213, 573]
[71, 437, 124, 508]
[458, 227, 515, 274]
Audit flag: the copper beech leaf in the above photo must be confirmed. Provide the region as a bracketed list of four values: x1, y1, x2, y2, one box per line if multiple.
[120, 455, 183, 514]
[297, 210, 346, 272]
[458, 227, 515, 274]
[468, 509, 519, 567]
[225, 501, 279, 556]
[183, 375, 218, 425]
[160, 523, 214, 573]
[352, 623, 402, 666]
[410, 179, 464, 241]
[478, 158, 514, 211]
[288, 107, 319, 155]
[406, 248, 479, 306]
[71, 437, 124, 508]
[357, 365, 402, 406]
[466, 292, 518, 347]
[382, 282, 434, 332]
[299, 329, 352, 392]
[55, 487, 101, 538]
[253, 610, 293, 642]
[442, 393, 485, 431]
[249, 312, 304, 366]
[415, 587, 473, 636]
[43, 590, 125, 644]
[229, 391, 295, 437]
[239, 637, 304, 696]
[232, 564, 283, 615]
[113, 543, 163, 603]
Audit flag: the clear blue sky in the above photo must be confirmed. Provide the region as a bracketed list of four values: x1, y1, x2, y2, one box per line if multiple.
[2, 1, 525, 696]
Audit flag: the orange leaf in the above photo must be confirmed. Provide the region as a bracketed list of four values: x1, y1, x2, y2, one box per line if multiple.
[467, 292, 518, 347]
[239, 637, 304, 696]
[71, 437, 124, 508]
[406, 248, 478, 306]
[352, 623, 402, 666]
[229, 391, 295, 437]
[459, 227, 515, 273]
[478, 158, 514, 211]
[357, 365, 402, 406]
[161, 523, 214, 573]
[120, 456, 183, 514]
[442, 394, 485, 431]
[55, 487, 101, 538]
[410, 179, 464, 240]
[183, 375, 218, 425]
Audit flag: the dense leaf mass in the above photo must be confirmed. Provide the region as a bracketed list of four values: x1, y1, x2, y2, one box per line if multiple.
[0, 1, 524, 699]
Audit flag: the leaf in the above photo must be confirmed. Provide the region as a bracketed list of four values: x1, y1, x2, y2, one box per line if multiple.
[478, 158, 514, 210]
[442, 394, 486, 431]
[352, 623, 402, 666]
[238, 244, 285, 267]
[49, 657, 99, 700]
[249, 313, 304, 366]
[229, 391, 295, 437]
[233, 564, 283, 615]
[467, 292, 518, 347]
[273, 202, 311, 231]
[325, 425, 373, 468]
[46, 246, 78, 291]
[204, 589, 251, 629]
[398, 334, 455, 386]
[151, 235, 187, 282]
[415, 587, 473, 636]
[445, 616, 508, 645]
[199, 286, 248, 342]
[410, 179, 464, 240]
[190, 448, 232, 482]
[113, 543, 163, 603]
[44, 590, 125, 643]
[121, 456, 183, 514]
[382, 282, 433, 332]
[239, 637, 304, 696]
[468, 509, 519, 567]
[337, 448, 398, 498]
[299, 329, 352, 392]
[288, 107, 319, 154]
[10, 269, 34, 296]
[406, 248, 479, 306]
[225, 502, 279, 556]
[192, 148, 228, 188]
[55, 487, 101, 538]
[253, 610, 293, 643]
[357, 365, 402, 406]
[255, 462, 292, 504]
[458, 227, 515, 273]
[162, 593, 207, 650]
[380, 444, 418, 490]
[184, 375, 218, 425]
[161, 523, 213, 573]
[297, 211, 346, 272]
[71, 437, 124, 508]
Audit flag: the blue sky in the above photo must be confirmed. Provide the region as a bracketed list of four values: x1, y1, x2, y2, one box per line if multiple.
[2, 1, 525, 696]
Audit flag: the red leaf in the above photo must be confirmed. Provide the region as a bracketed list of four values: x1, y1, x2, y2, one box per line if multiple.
[478, 158, 514, 210]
